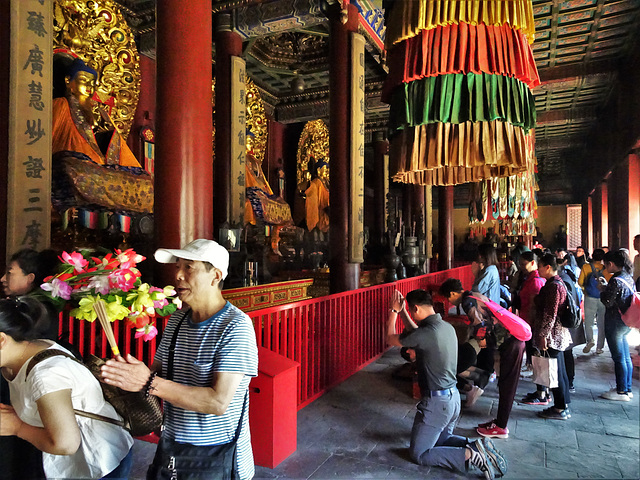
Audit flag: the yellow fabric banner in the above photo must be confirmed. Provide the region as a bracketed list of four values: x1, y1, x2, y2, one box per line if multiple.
[384, 0, 536, 49]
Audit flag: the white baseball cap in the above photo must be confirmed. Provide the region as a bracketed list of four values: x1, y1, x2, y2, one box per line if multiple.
[154, 239, 229, 279]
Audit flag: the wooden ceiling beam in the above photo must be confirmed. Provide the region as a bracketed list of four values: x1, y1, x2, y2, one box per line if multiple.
[536, 59, 618, 89]
[536, 107, 598, 126]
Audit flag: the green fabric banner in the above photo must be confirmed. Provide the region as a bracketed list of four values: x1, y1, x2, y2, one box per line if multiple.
[388, 72, 536, 133]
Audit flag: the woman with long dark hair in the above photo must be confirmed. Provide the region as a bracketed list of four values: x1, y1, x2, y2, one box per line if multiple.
[0, 297, 133, 478]
[599, 250, 636, 401]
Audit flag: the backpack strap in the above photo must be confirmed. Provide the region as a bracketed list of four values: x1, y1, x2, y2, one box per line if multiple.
[615, 275, 636, 293]
[25, 349, 80, 378]
[25, 349, 126, 429]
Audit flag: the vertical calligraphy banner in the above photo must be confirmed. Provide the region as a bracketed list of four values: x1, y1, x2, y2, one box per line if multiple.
[349, 33, 365, 263]
[230, 57, 246, 227]
[8, 0, 52, 257]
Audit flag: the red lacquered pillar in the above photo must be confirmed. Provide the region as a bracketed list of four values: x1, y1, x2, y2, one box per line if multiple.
[214, 14, 242, 230]
[438, 186, 454, 271]
[328, 4, 360, 293]
[155, 0, 213, 281]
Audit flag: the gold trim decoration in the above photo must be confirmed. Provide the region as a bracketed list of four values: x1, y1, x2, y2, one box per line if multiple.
[245, 78, 267, 165]
[53, 0, 140, 138]
[212, 76, 267, 165]
[297, 119, 330, 185]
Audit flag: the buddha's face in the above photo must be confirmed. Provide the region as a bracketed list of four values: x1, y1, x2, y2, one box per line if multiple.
[66, 71, 96, 99]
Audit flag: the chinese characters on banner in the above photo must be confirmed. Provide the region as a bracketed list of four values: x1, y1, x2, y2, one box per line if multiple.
[7, 0, 52, 256]
[349, 33, 365, 263]
[230, 57, 246, 227]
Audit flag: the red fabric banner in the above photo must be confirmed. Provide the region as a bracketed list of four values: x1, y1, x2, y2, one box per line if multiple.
[383, 22, 539, 103]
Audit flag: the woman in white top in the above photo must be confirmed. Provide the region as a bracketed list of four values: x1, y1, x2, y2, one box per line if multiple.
[0, 297, 133, 479]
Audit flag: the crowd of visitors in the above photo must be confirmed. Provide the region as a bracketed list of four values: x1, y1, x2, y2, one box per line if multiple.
[0, 233, 637, 479]
[388, 237, 637, 477]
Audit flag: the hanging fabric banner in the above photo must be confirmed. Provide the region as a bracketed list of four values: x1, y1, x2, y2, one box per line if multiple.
[7, 0, 53, 255]
[349, 33, 365, 263]
[230, 56, 246, 227]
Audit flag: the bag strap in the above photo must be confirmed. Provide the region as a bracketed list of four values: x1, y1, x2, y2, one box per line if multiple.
[25, 349, 126, 428]
[166, 309, 189, 382]
[615, 275, 636, 293]
[234, 390, 249, 442]
[163, 308, 247, 443]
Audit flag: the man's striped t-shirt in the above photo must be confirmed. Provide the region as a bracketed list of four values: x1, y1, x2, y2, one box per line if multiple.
[154, 302, 258, 479]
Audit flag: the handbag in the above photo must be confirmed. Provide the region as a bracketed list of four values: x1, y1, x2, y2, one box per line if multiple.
[531, 352, 559, 388]
[25, 350, 162, 436]
[469, 294, 532, 341]
[147, 313, 247, 480]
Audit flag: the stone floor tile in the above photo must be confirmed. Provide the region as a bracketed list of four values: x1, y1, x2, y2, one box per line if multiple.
[576, 430, 640, 456]
[616, 454, 640, 479]
[511, 418, 579, 447]
[488, 437, 546, 468]
[308, 454, 393, 479]
[546, 446, 623, 478]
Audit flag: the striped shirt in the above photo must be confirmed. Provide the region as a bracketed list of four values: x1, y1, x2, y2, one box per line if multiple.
[155, 302, 258, 479]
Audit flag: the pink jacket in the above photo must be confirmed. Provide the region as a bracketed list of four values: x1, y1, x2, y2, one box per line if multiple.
[519, 270, 546, 324]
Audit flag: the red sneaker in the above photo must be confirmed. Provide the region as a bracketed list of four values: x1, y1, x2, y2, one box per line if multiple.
[478, 419, 497, 429]
[477, 423, 509, 439]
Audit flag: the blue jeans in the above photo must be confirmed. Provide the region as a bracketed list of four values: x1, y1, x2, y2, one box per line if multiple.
[102, 447, 133, 480]
[409, 389, 468, 472]
[604, 317, 633, 393]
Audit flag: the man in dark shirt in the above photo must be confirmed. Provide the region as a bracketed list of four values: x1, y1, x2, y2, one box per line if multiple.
[386, 289, 507, 479]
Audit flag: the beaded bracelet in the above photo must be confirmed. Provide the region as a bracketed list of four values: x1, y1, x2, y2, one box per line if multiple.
[144, 371, 158, 398]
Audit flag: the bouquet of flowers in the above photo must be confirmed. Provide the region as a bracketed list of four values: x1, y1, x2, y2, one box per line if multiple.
[40, 248, 181, 354]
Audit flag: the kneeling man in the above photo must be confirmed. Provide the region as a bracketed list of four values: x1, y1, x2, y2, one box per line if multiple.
[386, 289, 506, 479]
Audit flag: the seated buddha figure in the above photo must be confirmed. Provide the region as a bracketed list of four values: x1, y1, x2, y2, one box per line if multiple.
[51, 58, 152, 214]
[305, 159, 330, 232]
[52, 58, 140, 167]
[244, 133, 292, 225]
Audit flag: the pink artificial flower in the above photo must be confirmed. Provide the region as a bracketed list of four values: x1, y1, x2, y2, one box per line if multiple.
[134, 324, 158, 341]
[108, 269, 138, 292]
[115, 249, 146, 270]
[60, 251, 88, 273]
[41, 278, 73, 300]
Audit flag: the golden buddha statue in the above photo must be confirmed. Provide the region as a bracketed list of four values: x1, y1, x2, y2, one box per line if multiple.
[51, 58, 152, 214]
[305, 159, 330, 232]
[244, 132, 292, 225]
[52, 58, 140, 167]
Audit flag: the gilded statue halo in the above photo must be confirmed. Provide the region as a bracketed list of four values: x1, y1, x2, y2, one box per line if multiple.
[212, 77, 267, 164]
[53, 0, 141, 138]
[297, 119, 330, 184]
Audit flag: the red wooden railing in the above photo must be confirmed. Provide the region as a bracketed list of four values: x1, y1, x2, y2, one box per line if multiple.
[59, 265, 474, 409]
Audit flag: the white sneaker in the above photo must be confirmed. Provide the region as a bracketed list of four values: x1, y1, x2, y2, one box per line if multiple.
[628, 391, 634, 399]
[466, 386, 485, 407]
[600, 390, 631, 401]
[596, 348, 604, 354]
[583, 341, 595, 354]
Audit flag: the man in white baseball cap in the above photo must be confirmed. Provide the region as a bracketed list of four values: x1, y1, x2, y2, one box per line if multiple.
[101, 238, 258, 479]
[155, 238, 230, 280]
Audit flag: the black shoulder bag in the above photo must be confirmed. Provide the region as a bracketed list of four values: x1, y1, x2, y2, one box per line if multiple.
[147, 312, 247, 480]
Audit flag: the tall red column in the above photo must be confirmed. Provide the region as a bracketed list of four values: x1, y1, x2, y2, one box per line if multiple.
[328, 4, 359, 293]
[155, 0, 213, 281]
[601, 181, 609, 247]
[438, 186, 454, 271]
[214, 14, 242, 230]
